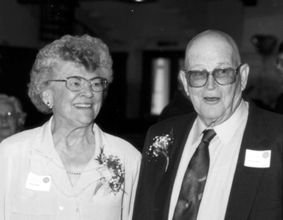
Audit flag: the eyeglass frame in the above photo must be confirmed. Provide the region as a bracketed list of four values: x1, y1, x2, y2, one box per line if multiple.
[184, 64, 243, 88]
[46, 76, 109, 92]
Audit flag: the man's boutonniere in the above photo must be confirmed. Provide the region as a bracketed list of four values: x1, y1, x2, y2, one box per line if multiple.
[146, 130, 173, 171]
[95, 148, 125, 195]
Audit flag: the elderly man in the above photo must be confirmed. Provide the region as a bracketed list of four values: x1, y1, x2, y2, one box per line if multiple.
[133, 30, 283, 220]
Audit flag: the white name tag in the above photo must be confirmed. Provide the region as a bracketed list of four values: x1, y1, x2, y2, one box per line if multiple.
[244, 149, 271, 168]
[25, 172, 51, 192]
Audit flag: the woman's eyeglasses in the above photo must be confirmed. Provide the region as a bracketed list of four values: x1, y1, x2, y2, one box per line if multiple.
[47, 76, 109, 92]
[0, 112, 17, 121]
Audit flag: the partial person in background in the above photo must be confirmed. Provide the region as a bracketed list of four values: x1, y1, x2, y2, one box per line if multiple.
[274, 41, 283, 113]
[0, 34, 141, 220]
[0, 94, 26, 142]
[133, 30, 283, 220]
[159, 75, 195, 121]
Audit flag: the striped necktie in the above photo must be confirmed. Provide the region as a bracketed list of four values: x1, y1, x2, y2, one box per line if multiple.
[173, 129, 216, 220]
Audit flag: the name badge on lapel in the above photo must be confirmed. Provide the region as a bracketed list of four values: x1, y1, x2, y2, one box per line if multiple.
[244, 149, 271, 168]
[25, 172, 51, 192]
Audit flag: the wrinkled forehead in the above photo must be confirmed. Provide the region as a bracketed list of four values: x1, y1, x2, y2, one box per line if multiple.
[185, 32, 240, 68]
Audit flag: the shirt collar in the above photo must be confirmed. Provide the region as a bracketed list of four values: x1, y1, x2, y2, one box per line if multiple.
[33, 118, 105, 160]
[31, 116, 60, 160]
[195, 100, 249, 144]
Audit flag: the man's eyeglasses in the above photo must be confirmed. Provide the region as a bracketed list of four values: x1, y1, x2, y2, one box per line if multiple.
[47, 76, 109, 92]
[185, 64, 242, 88]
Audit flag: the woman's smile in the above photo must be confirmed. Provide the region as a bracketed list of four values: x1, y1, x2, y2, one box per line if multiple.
[73, 103, 93, 109]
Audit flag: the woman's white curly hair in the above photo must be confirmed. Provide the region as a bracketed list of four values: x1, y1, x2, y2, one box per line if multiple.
[28, 34, 113, 114]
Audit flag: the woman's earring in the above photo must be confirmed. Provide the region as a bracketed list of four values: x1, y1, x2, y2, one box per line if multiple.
[46, 101, 53, 109]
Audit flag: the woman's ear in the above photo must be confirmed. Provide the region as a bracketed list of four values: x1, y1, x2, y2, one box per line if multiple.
[42, 90, 53, 109]
[18, 112, 27, 127]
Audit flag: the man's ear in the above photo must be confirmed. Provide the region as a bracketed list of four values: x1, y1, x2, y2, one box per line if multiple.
[179, 70, 190, 96]
[239, 63, 250, 91]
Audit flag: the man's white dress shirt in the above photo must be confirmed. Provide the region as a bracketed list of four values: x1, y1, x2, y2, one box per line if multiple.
[168, 101, 249, 220]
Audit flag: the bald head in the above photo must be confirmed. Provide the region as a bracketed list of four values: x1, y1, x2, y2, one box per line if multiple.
[185, 30, 241, 69]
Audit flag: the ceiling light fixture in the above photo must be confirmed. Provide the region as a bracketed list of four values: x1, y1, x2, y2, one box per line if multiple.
[120, 0, 157, 3]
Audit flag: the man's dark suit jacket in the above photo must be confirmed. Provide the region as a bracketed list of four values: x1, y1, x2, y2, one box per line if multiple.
[133, 103, 283, 220]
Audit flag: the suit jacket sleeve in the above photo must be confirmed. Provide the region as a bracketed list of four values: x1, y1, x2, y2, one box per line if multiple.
[133, 127, 157, 220]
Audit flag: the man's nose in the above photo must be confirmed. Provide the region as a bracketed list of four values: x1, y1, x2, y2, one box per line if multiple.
[206, 73, 217, 90]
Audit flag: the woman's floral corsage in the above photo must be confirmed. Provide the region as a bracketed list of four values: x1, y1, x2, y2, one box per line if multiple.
[95, 148, 125, 195]
[146, 131, 173, 171]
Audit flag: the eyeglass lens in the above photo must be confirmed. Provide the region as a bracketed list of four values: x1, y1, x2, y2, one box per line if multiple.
[0, 112, 15, 121]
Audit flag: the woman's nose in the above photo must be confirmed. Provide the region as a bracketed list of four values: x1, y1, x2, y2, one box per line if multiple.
[80, 83, 94, 97]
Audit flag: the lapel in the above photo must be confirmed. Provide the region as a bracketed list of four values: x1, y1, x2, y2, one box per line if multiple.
[224, 104, 273, 220]
[153, 113, 196, 220]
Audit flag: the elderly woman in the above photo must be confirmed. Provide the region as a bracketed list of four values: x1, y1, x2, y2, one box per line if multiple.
[0, 94, 26, 142]
[0, 35, 141, 220]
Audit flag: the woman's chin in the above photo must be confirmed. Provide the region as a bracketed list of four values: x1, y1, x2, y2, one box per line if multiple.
[75, 115, 96, 127]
